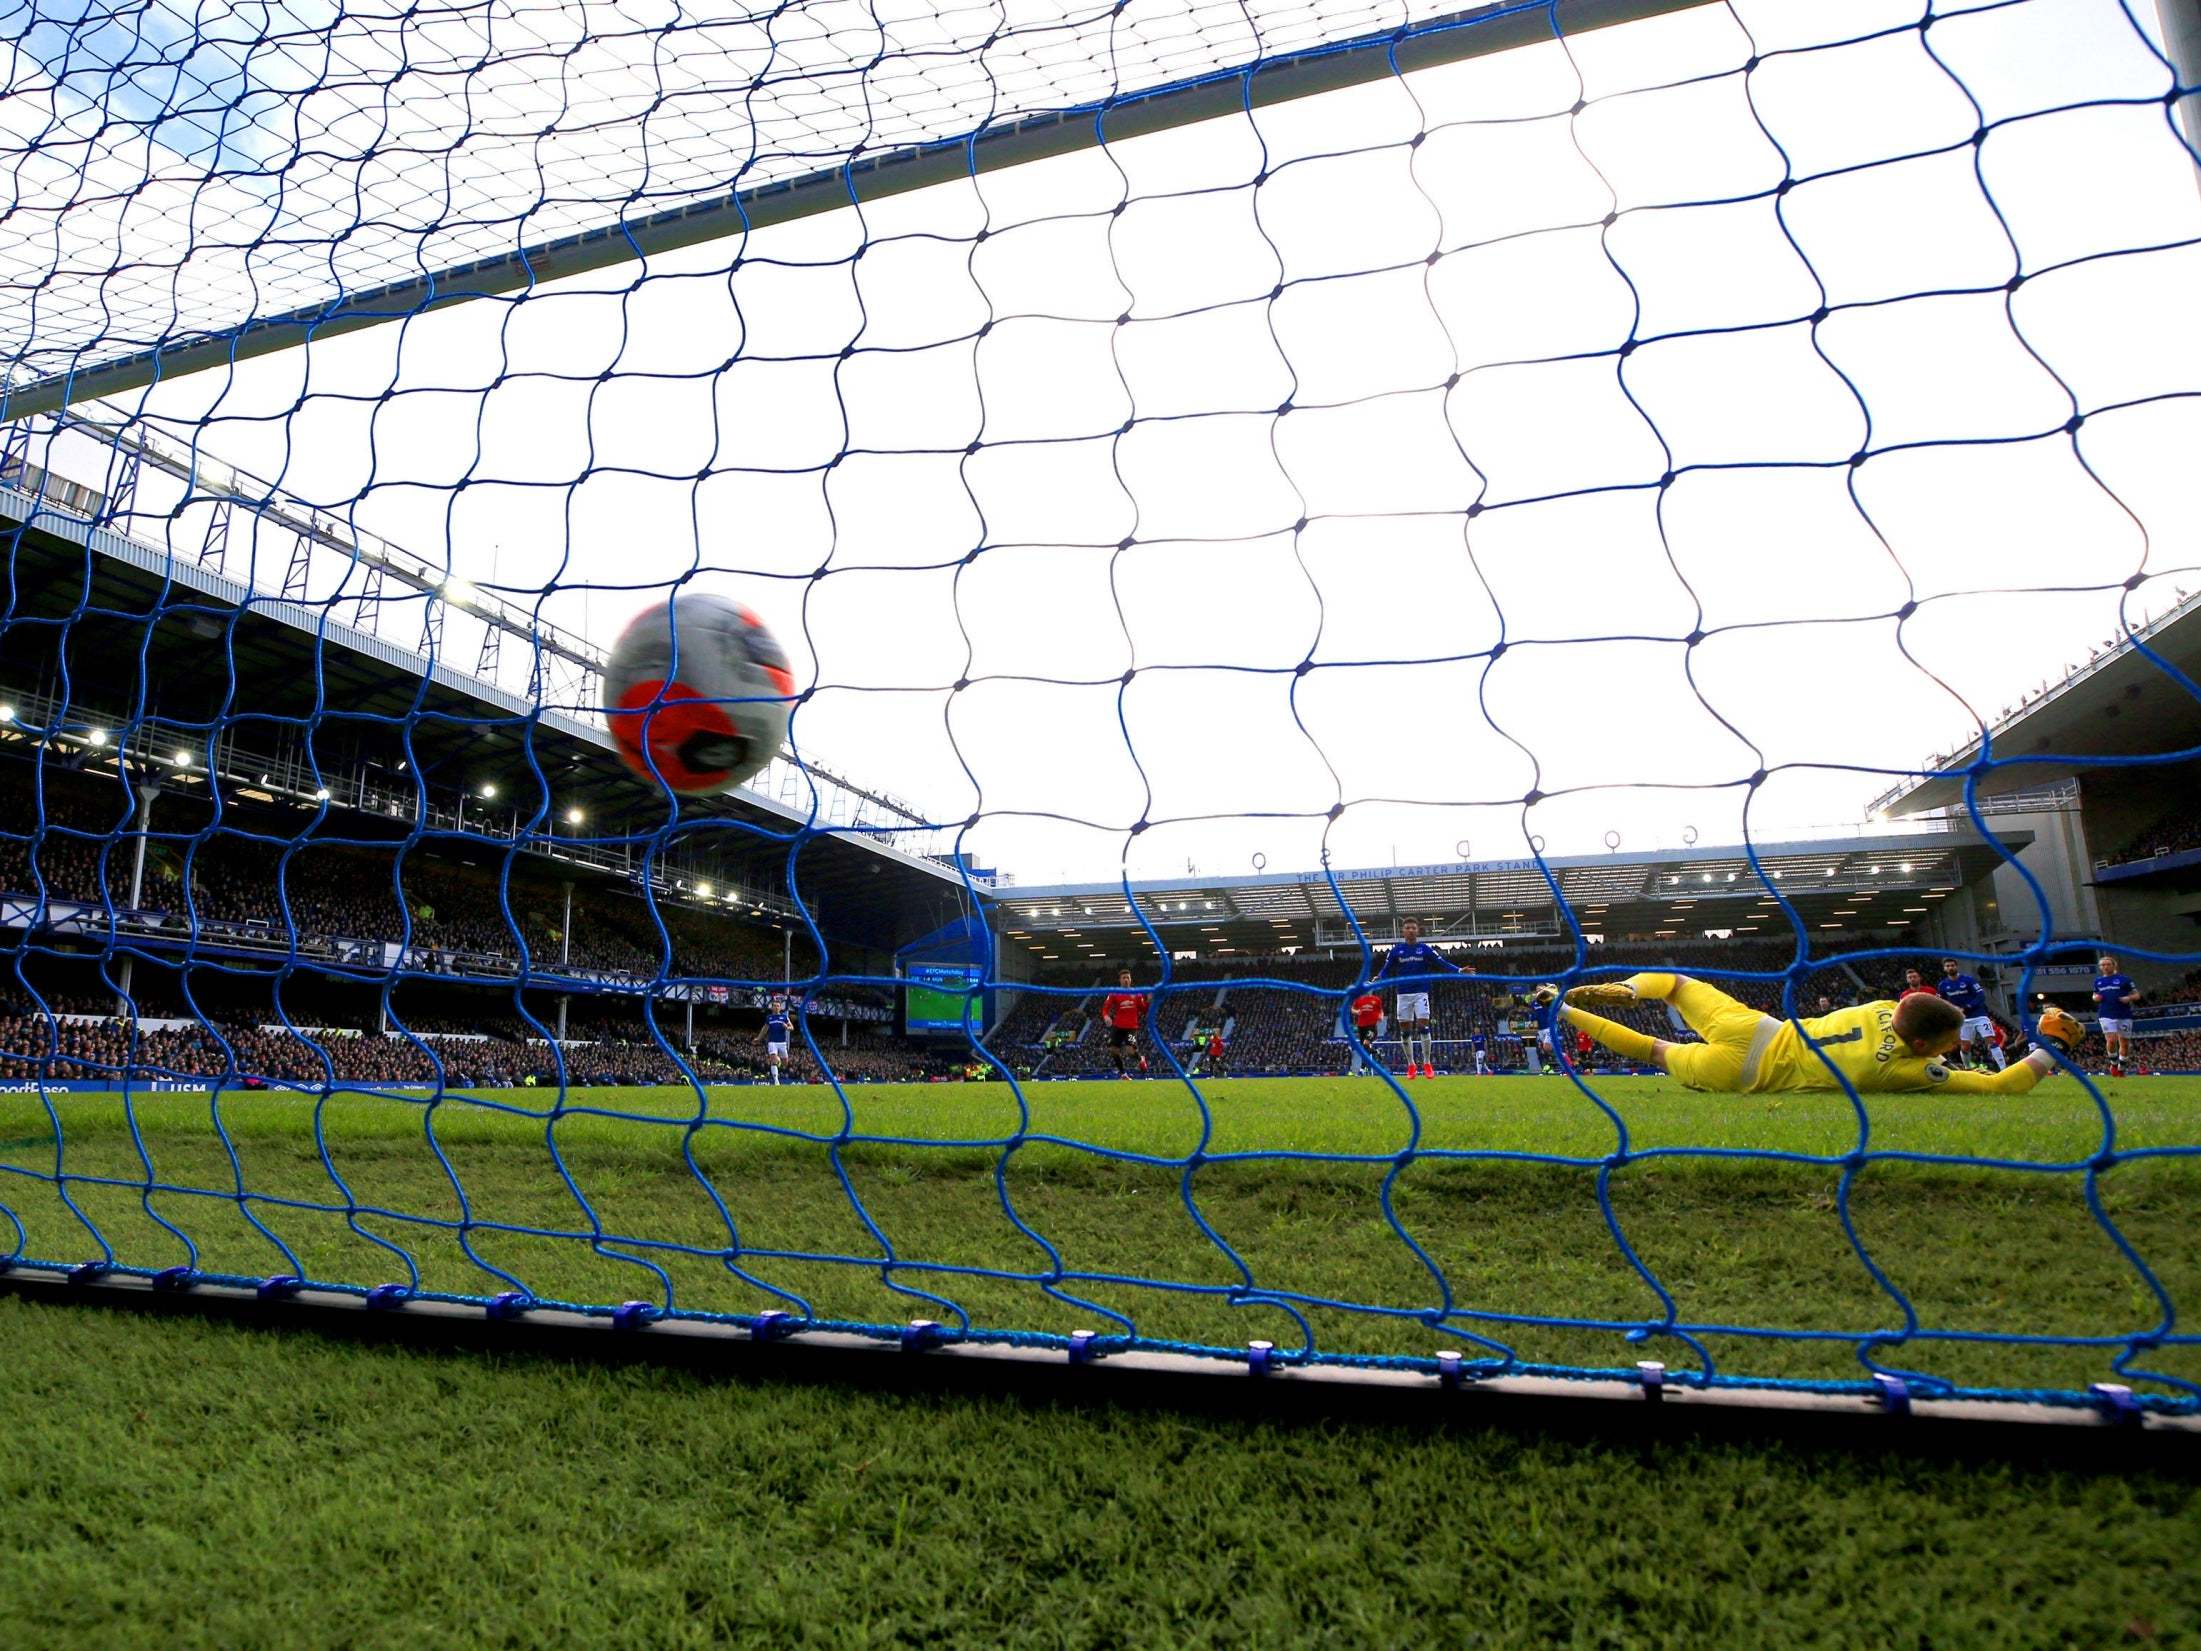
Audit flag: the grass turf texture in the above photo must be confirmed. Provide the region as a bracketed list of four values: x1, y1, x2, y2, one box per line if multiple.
[3, 1296, 2199, 1650]
[3, 1075, 2196, 1399]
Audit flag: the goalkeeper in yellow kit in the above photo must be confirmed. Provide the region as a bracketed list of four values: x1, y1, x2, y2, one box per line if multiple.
[1539, 973, 2083, 1096]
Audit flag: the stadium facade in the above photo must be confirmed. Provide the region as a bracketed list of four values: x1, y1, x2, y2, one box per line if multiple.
[1873, 588, 2201, 1013]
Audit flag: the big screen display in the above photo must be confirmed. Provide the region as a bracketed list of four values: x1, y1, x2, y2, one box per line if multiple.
[904, 963, 986, 1035]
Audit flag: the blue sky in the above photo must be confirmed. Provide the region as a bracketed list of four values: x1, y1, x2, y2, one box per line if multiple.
[5, 0, 314, 172]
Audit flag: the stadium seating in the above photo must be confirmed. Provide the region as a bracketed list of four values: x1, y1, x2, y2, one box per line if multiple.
[986, 988, 1086, 1054]
[0, 763, 2121, 1084]
[2105, 807, 2201, 868]
[2130, 1030, 2201, 1070]
[0, 764, 934, 1087]
[0, 989, 952, 1088]
[0, 774, 820, 985]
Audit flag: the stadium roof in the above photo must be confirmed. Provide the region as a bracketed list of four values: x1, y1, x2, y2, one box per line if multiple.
[1872, 587, 2201, 817]
[992, 830, 2023, 961]
[0, 481, 972, 951]
[5, 0, 1716, 417]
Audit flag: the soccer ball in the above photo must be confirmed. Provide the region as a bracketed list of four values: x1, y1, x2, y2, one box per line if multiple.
[602, 594, 795, 795]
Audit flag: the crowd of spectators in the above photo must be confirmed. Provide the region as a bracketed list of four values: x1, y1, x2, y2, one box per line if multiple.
[0, 1012, 495, 1089]
[2129, 1030, 2201, 1071]
[987, 988, 1095, 1052]
[2105, 807, 2201, 868]
[10, 776, 2190, 1083]
[1203, 987, 1353, 1075]
[0, 1003, 957, 1089]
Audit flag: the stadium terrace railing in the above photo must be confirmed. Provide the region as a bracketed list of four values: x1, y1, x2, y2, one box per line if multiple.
[0, 893, 891, 1021]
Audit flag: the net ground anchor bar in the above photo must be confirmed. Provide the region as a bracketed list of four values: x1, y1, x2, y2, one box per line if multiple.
[2093, 1383, 2144, 1425]
[5, 1268, 2196, 1460]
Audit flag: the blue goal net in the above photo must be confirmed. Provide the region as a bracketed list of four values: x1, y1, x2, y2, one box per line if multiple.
[1, 0, 2198, 1416]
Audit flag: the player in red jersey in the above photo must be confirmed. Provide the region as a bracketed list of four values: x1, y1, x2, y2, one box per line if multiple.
[1350, 989, 1384, 1075]
[1204, 1027, 1228, 1079]
[1899, 968, 1938, 999]
[1099, 969, 1150, 1078]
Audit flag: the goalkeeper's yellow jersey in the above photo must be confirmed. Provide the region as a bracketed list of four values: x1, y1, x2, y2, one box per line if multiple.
[1749, 1001, 2043, 1096]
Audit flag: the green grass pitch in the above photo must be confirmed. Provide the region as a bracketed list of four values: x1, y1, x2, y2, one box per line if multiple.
[2, 1075, 2197, 1646]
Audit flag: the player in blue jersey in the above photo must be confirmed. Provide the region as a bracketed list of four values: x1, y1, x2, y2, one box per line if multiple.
[756, 993, 793, 1085]
[1375, 919, 1460, 1079]
[1469, 1028, 1489, 1076]
[1937, 958, 2004, 1071]
[2094, 954, 2141, 1075]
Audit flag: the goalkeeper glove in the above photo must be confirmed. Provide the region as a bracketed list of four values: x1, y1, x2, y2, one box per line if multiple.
[2035, 1005, 2084, 1055]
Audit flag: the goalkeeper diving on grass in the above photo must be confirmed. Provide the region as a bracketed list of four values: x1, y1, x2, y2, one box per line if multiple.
[1535, 973, 2084, 1095]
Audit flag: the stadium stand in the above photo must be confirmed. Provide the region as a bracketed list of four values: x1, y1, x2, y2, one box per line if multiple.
[985, 988, 1087, 1056]
[2131, 1031, 2201, 1071]
[2106, 807, 2201, 869]
[0, 984, 953, 1089]
[2, 773, 826, 985]
[9, 719, 2185, 1085]
[17, 816, 2109, 1082]
[0, 743, 938, 1087]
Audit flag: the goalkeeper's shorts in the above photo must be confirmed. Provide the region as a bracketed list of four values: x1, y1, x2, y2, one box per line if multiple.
[1661, 977, 1781, 1092]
